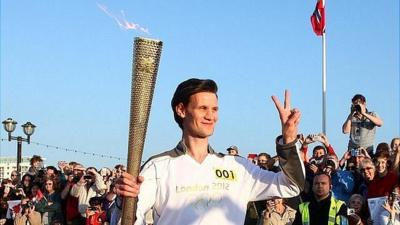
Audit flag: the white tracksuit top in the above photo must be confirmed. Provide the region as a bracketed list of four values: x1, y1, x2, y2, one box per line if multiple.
[135, 137, 305, 225]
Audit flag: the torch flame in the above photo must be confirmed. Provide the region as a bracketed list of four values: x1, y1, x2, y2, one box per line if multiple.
[97, 3, 150, 34]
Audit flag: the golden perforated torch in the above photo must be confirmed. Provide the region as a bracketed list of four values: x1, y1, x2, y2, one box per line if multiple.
[121, 37, 163, 225]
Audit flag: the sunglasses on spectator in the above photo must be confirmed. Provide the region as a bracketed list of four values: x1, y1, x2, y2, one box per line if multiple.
[11, 174, 17, 177]
[45, 183, 53, 186]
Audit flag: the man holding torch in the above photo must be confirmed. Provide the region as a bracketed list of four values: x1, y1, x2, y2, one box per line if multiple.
[116, 78, 305, 225]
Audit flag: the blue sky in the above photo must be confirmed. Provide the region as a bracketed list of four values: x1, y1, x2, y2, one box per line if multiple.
[1, 1, 399, 169]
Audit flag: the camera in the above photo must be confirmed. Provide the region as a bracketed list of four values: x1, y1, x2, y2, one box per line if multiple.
[352, 104, 362, 113]
[88, 206, 97, 211]
[350, 148, 360, 157]
[325, 159, 336, 169]
[83, 175, 92, 180]
[347, 208, 355, 215]
[37, 168, 47, 178]
[72, 175, 82, 183]
[21, 201, 34, 211]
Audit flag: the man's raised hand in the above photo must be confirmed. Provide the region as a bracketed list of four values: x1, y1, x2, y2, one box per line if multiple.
[271, 90, 301, 144]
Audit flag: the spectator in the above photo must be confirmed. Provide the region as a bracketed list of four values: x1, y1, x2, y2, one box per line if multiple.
[70, 167, 106, 218]
[13, 197, 41, 225]
[0, 179, 18, 200]
[293, 172, 348, 225]
[26, 155, 44, 177]
[347, 194, 367, 225]
[376, 142, 391, 156]
[20, 174, 34, 200]
[390, 138, 400, 155]
[9, 171, 19, 186]
[29, 183, 43, 203]
[35, 175, 63, 225]
[300, 133, 337, 160]
[61, 163, 85, 225]
[257, 153, 271, 170]
[113, 165, 125, 179]
[226, 145, 239, 156]
[99, 167, 112, 193]
[381, 187, 400, 225]
[367, 152, 397, 198]
[342, 94, 383, 156]
[85, 197, 106, 225]
[258, 198, 296, 225]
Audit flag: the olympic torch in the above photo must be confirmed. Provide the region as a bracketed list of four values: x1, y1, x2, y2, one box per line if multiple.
[121, 37, 163, 225]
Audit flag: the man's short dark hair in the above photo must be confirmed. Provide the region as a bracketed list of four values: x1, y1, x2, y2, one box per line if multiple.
[258, 153, 271, 159]
[30, 155, 42, 166]
[46, 166, 59, 175]
[313, 171, 332, 185]
[312, 145, 326, 155]
[352, 94, 366, 103]
[171, 78, 218, 129]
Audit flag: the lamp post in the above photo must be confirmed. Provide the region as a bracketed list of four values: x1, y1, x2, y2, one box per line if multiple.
[2, 118, 36, 174]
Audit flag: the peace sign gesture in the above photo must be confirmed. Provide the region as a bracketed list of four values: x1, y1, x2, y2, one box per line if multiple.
[271, 90, 301, 144]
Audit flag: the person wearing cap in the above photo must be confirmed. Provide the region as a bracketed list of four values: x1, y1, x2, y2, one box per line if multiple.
[115, 78, 305, 225]
[227, 145, 239, 156]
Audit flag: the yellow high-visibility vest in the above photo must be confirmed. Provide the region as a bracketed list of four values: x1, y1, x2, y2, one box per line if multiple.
[298, 196, 348, 225]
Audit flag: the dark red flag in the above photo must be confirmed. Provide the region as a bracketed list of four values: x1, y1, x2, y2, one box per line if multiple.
[311, 0, 325, 36]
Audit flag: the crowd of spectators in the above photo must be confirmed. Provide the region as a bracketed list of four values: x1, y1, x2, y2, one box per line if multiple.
[0, 156, 127, 225]
[0, 93, 399, 225]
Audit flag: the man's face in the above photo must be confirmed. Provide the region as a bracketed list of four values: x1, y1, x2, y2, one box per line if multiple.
[313, 149, 325, 158]
[376, 157, 388, 174]
[33, 160, 42, 169]
[228, 149, 238, 156]
[258, 156, 268, 167]
[47, 169, 55, 176]
[178, 92, 218, 138]
[355, 155, 365, 168]
[312, 174, 331, 199]
[115, 167, 125, 178]
[361, 163, 376, 182]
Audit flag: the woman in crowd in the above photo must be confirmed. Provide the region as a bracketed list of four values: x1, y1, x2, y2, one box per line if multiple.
[347, 194, 368, 225]
[35, 175, 63, 225]
[20, 174, 34, 198]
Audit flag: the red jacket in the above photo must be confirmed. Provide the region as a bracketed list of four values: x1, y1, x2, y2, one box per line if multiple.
[367, 171, 398, 198]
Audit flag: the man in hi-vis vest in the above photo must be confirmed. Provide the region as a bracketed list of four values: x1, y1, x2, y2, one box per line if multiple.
[293, 172, 360, 225]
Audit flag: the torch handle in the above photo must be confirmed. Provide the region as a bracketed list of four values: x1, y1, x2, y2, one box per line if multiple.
[121, 37, 162, 225]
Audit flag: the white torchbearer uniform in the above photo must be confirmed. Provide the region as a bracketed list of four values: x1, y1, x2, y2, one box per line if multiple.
[134, 137, 305, 225]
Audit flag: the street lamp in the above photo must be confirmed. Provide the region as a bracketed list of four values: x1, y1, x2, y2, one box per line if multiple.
[2, 118, 36, 174]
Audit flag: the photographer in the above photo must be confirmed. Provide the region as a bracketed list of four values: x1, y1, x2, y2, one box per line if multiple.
[70, 167, 106, 219]
[85, 197, 106, 225]
[14, 198, 41, 225]
[342, 94, 383, 156]
[61, 163, 84, 225]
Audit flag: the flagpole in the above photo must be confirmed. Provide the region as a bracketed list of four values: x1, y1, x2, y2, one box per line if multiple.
[322, 0, 327, 135]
